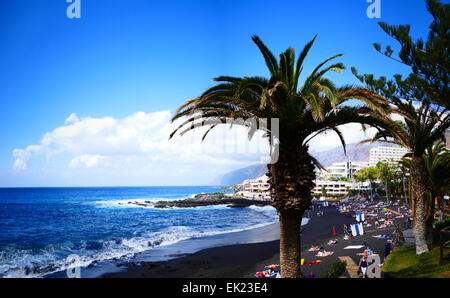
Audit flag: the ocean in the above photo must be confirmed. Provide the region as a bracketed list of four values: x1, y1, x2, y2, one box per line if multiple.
[0, 186, 305, 278]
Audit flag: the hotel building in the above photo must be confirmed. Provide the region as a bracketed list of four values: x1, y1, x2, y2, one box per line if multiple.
[369, 146, 409, 167]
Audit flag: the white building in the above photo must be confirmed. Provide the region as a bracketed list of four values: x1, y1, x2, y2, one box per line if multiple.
[236, 175, 271, 201]
[369, 146, 409, 167]
[318, 161, 370, 179]
[313, 179, 354, 196]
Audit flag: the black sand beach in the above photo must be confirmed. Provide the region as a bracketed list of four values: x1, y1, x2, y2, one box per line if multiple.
[101, 202, 405, 278]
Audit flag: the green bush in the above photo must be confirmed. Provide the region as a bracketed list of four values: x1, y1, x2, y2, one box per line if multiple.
[433, 218, 450, 243]
[434, 218, 450, 232]
[213, 192, 224, 199]
[321, 260, 347, 278]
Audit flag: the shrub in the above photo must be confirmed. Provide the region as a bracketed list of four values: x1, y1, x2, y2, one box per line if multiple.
[321, 260, 347, 278]
[433, 218, 450, 243]
[213, 192, 224, 199]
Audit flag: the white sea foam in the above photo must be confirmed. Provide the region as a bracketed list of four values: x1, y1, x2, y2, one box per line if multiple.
[2, 201, 310, 278]
[1, 219, 281, 278]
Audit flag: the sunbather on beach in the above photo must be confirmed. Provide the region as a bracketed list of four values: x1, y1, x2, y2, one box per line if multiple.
[327, 239, 338, 245]
[264, 268, 277, 277]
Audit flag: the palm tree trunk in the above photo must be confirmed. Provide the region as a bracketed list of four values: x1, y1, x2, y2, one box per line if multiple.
[278, 210, 302, 278]
[424, 191, 435, 246]
[402, 178, 407, 203]
[411, 156, 429, 255]
[385, 179, 389, 203]
[438, 196, 444, 222]
[268, 143, 314, 278]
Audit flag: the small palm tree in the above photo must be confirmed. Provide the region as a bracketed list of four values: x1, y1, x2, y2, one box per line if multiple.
[424, 141, 450, 223]
[361, 102, 449, 254]
[222, 187, 228, 195]
[376, 161, 396, 202]
[170, 36, 388, 277]
[231, 185, 239, 196]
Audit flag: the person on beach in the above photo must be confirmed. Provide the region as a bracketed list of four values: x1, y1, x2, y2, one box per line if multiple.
[318, 246, 326, 256]
[359, 256, 368, 278]
[265, 268, 277, 277]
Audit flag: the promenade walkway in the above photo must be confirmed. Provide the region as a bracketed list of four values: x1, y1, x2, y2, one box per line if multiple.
[338, 256, 359, 278]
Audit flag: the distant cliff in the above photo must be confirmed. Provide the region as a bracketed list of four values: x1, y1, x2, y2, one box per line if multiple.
[310, 142, 373, 168]
[214, 164, 267, 186]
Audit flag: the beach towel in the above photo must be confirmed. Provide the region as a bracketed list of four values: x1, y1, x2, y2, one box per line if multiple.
[308, 247, 320, 251]
[355, 212, 365, 222]
[350, 223, 364, 236]
[304, 260, 324, 265]
[344, 245, 365, 249]
[373, 235, 390, 239]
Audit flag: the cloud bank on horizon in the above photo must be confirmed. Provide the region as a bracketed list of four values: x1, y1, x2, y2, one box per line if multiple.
[11, 110, 378, 186]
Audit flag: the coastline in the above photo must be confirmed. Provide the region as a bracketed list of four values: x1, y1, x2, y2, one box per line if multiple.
[100, 204, 358, 278]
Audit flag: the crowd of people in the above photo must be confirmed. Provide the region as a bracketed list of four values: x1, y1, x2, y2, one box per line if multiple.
[255, 196, 412, 278]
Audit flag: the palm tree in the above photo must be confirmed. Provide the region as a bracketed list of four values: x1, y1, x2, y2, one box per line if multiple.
[424, 141, 450, 224]
[222, 186, 228, 195]
[376, 161, 395, 202]
[170, 35, 388, 277]
[361, 101, 450, 254]
[231, 185, 239, 196]
[398, 157, 411, 204]
[355, 167, 379, 201]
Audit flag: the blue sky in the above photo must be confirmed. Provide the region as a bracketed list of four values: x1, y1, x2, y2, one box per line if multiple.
[0, 0, 435, 186]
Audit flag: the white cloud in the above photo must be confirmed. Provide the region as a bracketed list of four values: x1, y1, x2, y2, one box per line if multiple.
[65, 113, 80, 125]
[308, 123, 377, 152]
[12, 111, 271, 174]
[69, 154, 108, 169]
[11, 110, 384, 185]
[12, 149, 31, 170]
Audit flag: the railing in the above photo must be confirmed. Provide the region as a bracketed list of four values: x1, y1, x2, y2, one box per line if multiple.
[440, 226, 450, 263]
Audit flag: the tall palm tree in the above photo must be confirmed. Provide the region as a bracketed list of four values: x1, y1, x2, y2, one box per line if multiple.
[361, 101, 449, 254]
[170, 36, 388, 277]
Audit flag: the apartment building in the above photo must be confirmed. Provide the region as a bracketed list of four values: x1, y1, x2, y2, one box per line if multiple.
[236, 175, 271, 201]
[318, 161, 370, 179]
[369, 146, 409, 167]
[312, 179, 354, 196]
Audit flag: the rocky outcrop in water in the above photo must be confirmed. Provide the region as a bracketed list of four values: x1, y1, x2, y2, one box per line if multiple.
[153, 194, 270, 209]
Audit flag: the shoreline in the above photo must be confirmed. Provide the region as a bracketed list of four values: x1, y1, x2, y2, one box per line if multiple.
[100, 204, 358, 278]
